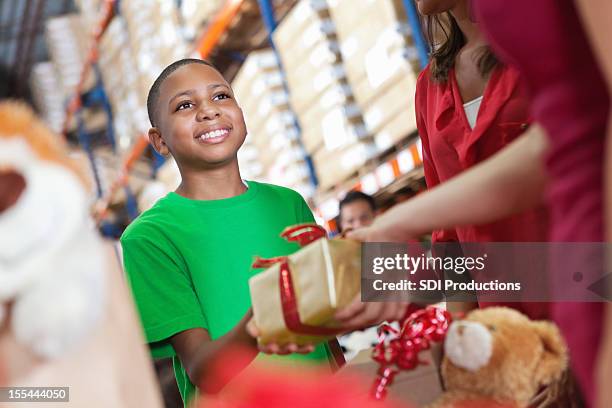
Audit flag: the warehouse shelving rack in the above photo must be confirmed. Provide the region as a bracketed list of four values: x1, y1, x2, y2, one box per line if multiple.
[58, 0, 142, 225]
[65, 0, 430, 227]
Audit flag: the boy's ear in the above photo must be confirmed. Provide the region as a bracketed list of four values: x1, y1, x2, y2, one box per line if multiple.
[148, 128, 169, 157]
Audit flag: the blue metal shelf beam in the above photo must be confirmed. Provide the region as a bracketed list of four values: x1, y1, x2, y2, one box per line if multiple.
[402, 0, 429, 68]
[256, 0, 319, 187]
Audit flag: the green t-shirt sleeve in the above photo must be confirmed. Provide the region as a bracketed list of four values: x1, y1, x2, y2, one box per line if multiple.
[296, 194, 316, 224]
[121, 232, 208, 359]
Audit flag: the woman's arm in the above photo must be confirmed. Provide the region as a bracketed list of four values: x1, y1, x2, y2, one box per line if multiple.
[349, 124, 548, 242]
[336, 125, 548, 329]
[570, 4, 612, 408]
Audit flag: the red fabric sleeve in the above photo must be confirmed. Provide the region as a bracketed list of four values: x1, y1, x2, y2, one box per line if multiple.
[415, 69, 459, 244]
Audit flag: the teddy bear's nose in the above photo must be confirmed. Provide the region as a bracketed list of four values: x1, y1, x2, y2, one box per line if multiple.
[0, 169, 26, 214]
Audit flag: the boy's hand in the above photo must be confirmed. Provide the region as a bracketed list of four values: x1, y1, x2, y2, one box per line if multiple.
[335, 296, 409, 331]
[246, 318, 315, 355]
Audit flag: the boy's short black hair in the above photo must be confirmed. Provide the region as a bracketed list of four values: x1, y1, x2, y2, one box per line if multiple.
[339, 191, 376, 212]
[147, 58, 217, 127]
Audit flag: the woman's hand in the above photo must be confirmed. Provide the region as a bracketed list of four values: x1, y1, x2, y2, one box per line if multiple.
[334, 296, 409, 332]
[246, 318, 315, 355]
[346, 206, 421, 243]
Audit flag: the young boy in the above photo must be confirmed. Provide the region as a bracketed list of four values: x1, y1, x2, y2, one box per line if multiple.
[338, 191, 376, 233]
[120, 59, 335, 406]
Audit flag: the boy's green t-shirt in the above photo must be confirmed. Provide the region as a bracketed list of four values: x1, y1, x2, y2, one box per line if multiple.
[120, 181, 332, 404]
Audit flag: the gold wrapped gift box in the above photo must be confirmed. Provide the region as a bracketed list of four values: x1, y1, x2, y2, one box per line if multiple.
[249, 236, 361, 346]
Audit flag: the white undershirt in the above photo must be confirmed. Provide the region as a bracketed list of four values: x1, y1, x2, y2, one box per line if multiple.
[463, 96, 483, 129]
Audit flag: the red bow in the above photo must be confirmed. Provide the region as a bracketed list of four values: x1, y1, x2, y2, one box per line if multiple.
[371, 307, 452, 400]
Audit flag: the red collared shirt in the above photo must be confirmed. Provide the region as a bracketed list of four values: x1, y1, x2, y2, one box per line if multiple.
[416, 64, 549, 244]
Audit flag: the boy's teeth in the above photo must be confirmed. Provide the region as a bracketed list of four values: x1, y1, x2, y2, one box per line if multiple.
[199, 129, 228, 139]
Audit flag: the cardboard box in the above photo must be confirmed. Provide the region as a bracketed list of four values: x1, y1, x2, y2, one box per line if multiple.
[29, 62, 65, 134]
[343, 29, 416, 106]
[275, 6, 337, 75]
[361, 73, 417, 136]
[45, 14, 95, 96]
[257, 144, 308, 177]
[282, 49, 333, 96]
[255, 124, 300, 156]
[282, 38, 342, 74]
[300, 125, 324, 156]
[232, 50, 280, 93]
[179, 0, 223, 39]
[340, 345, 444, 407]
[352, 59, 416, 109]
[328, 0, 406, 40]
[265, 160, 312, 188]
[287, 64, 348, 114]
[244, 103, 295, 140]
[313, 142, 377, 189]
[273, 0, 332, 56]
[373, 108, 418, 151]
[301, 102, 368, 152]
[340, 23, 412, 78]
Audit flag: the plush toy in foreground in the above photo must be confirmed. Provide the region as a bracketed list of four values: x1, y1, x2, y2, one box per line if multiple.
[0, 101, 163, 406]
[0, 101, 106, 358]
[429, 307, 568, 408]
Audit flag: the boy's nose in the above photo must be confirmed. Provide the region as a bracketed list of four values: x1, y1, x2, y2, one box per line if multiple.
[196, 105, 221, 121]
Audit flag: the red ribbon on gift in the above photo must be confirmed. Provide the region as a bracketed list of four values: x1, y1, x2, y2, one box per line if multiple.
[252, 224, 340, 336]
[371, 307, 452, 400]
[280, 223, 327, 246]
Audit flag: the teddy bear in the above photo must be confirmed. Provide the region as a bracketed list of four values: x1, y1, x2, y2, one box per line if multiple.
[0, 100, 107, 358]
[0, 101, 163, 406]
[428, 307, 569, 408]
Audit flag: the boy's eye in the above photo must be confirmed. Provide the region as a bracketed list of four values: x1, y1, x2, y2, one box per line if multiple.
[213, 93, 231, 101]
[176, 101, 194, 111]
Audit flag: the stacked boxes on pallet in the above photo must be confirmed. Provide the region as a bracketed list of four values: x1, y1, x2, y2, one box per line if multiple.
[232, 49, 315, 199]
[29, 62, 65, 134]
[328, 0, 419, 152]
[179, 0, 224, 41]
[273, 0, 374, 191]
[45, 14, 95, 98]
[98, 17, 144, 151]
[121, 0, 187, 126]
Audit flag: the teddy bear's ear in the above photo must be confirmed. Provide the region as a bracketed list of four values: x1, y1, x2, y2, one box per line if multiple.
[532, 321, 568, 386]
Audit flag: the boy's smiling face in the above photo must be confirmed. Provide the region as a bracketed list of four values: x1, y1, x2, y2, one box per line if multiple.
[149, 63, 247, 169]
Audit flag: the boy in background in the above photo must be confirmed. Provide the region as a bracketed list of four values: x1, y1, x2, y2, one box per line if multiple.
[338, 191, 377, 233]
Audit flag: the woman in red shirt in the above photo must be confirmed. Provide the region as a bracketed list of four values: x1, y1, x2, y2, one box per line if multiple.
[415, 0, 549, 318]
[417, 0, 548, 244]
